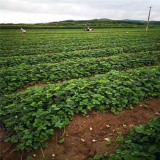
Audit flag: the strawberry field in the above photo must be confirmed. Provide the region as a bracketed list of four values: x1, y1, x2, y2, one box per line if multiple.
[0, 28, 160, 160]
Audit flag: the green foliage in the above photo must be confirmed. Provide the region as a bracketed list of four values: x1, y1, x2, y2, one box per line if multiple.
[116, 133, 125, 144]
[1, 51, 160, 94]
[0, 47, 123, 68]
[90, 152, 108, 160]
[1, 28, 160, 58]
[0, 66, 160, 151]
[90, 116, 160, 160]
[26, 157, 34, 160]
[1, 28, 160, 156]
[109, 116, 160, 160]
[59, 138, 65, 143]
[107, 139, 112, 145]
[144, 105, 148, 108]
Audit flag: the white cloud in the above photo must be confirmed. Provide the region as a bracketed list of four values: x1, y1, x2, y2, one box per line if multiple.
[0, 0, 159, 23]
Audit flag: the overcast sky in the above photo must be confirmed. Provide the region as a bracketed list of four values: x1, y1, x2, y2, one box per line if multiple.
[0, 0, 160, 24]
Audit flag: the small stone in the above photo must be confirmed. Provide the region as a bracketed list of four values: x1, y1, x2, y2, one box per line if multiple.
[106, 125, 110, 128]
[92, 139, 96, 142]
[123, 124, 127, 128]
[155, 112, 160, 116]
[81, 139, 85, 142]
[104, 138, 110, 141]
[90, 127, 92, 131]
[52, 154, 55, 157]
[140, 105, 142, 107]
[33, 154, 36, 157]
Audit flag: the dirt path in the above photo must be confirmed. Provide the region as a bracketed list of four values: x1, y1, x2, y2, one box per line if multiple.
[1, 98, 160, 160]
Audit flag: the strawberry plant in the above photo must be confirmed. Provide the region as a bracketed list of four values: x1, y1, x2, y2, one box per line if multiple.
[1, 51, 160, 94]
[0, 47, 123, 68]
[0, 66, 160, 151]
[109, 116, 160, 160]
[1, 29, 160, 57]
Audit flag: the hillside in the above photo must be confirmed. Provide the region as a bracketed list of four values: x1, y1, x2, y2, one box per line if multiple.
[0, 19, 160, 29]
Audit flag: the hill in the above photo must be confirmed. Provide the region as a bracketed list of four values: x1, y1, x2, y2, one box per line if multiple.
[0, 19, 160, 29]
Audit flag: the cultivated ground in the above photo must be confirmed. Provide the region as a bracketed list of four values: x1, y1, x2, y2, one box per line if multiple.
[0, 28, 160, 160]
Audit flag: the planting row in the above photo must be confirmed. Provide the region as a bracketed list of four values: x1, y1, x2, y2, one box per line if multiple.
[1, 29, 160, 57]
[0, 47, 123, 68]
[1, 51, 160, 94]
[110, 116, 160, 160]
[91, 116, 160, 160]
[1, 66, 160, 150]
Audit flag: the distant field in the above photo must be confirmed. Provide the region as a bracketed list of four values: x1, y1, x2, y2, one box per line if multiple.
[1, 28, 160, 57]
[0, 28, 160, 160]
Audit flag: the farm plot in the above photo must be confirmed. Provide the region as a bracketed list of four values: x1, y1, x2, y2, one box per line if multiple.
[0, 28, 160, 160]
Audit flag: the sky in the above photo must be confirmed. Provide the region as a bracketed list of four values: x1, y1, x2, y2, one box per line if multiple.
[0, 0, 160, 24]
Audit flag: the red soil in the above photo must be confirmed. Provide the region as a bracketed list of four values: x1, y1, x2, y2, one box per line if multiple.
[1, 98, 160, 160]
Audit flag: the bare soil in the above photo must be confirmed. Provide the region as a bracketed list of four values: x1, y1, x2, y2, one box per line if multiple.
[0, 98, 160, 160]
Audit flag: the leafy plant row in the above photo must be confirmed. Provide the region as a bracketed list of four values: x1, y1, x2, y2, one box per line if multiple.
[122, 44, 160, 53]
[1, 29, 160, 57]
[1, 51, 160, 95]
[110, 116, 160, 160]
[1, 66, 160, 151]
[91, 116, 160, 160]
[0, 47, 123, 68]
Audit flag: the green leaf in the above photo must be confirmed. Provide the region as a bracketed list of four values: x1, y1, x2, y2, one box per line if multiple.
[59, 138, 65, 143]
[92, 99, 100, 105]
[124, 154, 141, 160]
[30, 102, 38, 107]
[26, 157, 34, 160]
[46, 129, 54, 135]
[24, 129, 30, 134]
[40, 132, 48, 142]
